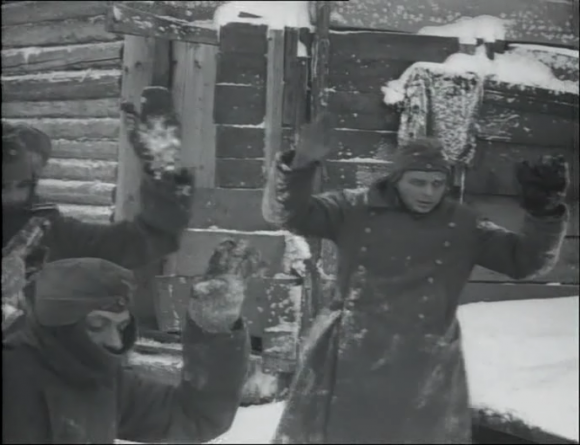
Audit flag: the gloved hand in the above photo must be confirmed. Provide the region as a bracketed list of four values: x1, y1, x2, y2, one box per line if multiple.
[516, 155, 569, 217]
[187, 239, 265, 333]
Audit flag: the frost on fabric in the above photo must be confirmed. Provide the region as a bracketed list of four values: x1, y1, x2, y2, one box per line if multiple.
[282, 232, 311, 278]
[213, 1, 313, 30]
[459, 296, 579, 442]
[418, 15, 510, 44]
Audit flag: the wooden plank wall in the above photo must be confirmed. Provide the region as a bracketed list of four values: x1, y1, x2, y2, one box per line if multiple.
[157, 23, 312, 372]
[328, 0, 579, 48]
[321, 29, 579, 303]
[2, 1, 122, 224]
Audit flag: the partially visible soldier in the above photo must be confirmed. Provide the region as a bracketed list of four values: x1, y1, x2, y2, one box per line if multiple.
[2, 119, 194, 333]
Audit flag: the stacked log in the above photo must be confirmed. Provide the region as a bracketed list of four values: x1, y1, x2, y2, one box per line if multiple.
[2, 1, 123, 224]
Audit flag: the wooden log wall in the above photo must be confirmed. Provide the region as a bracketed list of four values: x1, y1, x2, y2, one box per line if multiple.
[320, 29, 579, 303]
[2, 1, 123, 224]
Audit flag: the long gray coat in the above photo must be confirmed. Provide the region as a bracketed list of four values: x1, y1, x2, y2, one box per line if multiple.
[264, 151, 568, 444]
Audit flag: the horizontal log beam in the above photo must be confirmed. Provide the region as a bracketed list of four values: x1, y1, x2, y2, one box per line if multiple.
[42, 158, 117, 183]
[328, 0, 578, 47]
[214, 85, 265, 125]
[51, 140, 119, 162]
[2, 98, 120, 119]
[2, 69, 122, 103]
[459, 282, 579, 305]
[58, 203, 111, 224]
[1, 1, 107, 26]
[2, 15, 119, 48]
[2, 118, 119, 140]
[190, 188, 275, 232]
[166, 229, 286, 277]
[106, 1, 219, 44]
[37, 178, 114, 206]
[1, 41, 123, 75]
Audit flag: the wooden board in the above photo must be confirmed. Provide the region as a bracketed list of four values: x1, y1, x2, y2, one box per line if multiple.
[154, 274, 299, 338]
[216, 158, 264, 189]
[465, 141, 576, 197]
[165, 229, 287, 277]
[464, 195, 579, 238]
[219, 23, 268, 55]
[43, 158, 117, 183]
[264, 29, 286, 173]
[216, 51, 266, 86]
[2, 16, 119, 48]
[328, 0, 578, 48]
[1, 1, 108, 26]
[282, 27, 311, 127]
[189, 188, 274, 232]
[459, 282, 579, 305]
[106, 1, 221, 45]
[2, 118, 119, 140]
[1, 98, 120, 119]
[51, 140, 118, 162]
[37, 179, 114, 206]
[58, 204, 111, 224]
[326, 90, 577, 147]
[329, 30, 460, 65]
[1, 41, 123, 75]
[172, 42, 218, 188]
[471, 237, 579, 284]
[213, 85, 265, 125]
[215, 125, 293, 159]
[2, 70, 122, 103]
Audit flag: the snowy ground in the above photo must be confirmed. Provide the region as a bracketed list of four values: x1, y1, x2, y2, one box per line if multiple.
[117, 296, 578, 444]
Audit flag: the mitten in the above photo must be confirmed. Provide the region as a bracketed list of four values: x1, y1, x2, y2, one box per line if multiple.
[516, 155, 569, 217]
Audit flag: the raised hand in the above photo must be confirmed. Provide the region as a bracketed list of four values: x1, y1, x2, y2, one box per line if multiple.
[516, 154, 570, 216]
[292, 111, 334, 169]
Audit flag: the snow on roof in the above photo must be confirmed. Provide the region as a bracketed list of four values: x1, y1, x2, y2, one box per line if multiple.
[459, 296, 579, 442]
[418, 15, 510, 44]
[213, 1, 313, 30]
[444, 46, 579, 94]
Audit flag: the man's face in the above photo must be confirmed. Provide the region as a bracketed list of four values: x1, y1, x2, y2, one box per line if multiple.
[396, 170, 448, 214]
[2, 180, 33, 208]
[85, 309, 131, 353]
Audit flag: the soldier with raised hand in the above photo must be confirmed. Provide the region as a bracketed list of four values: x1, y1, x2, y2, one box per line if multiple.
[2, 249, 257, 444]
[2, 88, 193, 334]
[263, 112, 570, 444]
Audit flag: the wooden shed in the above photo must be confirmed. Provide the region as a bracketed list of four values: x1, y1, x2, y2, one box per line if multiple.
[3, 0, 578, 437]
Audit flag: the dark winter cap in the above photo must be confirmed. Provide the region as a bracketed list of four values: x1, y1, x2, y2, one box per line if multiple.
[2, 121, 52, 182]
[391, 137, 452, 178]
[31, 258, 136, 327]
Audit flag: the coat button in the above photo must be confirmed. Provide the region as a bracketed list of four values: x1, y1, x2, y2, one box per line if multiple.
[435, 259, 443, 265]
[364, 227, 371, 233]
[360, 246, 368, 253]
[418, 314, 425, 319]
[448, 222, 456, 228]
[444, 241, 451, 247]
[427, 277, 435, 284]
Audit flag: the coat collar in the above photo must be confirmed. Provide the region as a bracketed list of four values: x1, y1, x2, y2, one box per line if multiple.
[365, 177, 401, 209]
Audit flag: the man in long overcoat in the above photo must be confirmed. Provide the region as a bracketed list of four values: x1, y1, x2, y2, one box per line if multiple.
[262, 116, 570, 444]
[2, 118, 193, 329]
[3, 256, 251, 444]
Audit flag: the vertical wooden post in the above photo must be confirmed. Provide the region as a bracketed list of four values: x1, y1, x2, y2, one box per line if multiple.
[115, 35, 170, 221]
[263, 29, 286, 174]
[163, 41, 218, 277]
[115, 35, 171, 327]
[172, 42, 218, 189]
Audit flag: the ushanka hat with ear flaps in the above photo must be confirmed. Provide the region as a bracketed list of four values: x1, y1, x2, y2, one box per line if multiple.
[388, 137, 453, 183]
[30, 258, 136, 327]
[2, 121, 52, 183]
